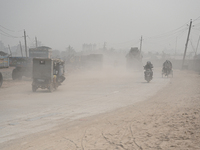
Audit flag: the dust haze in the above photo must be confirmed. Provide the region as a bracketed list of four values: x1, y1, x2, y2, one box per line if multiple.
[1, 1, 200, 150]
[1, 0, 200, 53]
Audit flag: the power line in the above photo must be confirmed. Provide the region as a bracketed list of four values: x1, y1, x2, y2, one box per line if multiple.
[0, 31, 21, 39]
[0, 28, 22, 38]
[142, 28, 188, 51]
[27, 35, 34, 43]
[177, 28, 188, 39]
[146, 26, 188, 40]
[146, 21, 189, 39]
[0, 32, 14, 38]
[193, 16, 200, 22]
[0, 24, 15, 32]
[190, 40, 196, 52]
[111, 20, 194, 48]
[144, 27, 188, 44]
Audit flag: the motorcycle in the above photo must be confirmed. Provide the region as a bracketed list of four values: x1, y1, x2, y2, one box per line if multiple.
[162, 67, 173, 78]
[144, 68, 153, 83]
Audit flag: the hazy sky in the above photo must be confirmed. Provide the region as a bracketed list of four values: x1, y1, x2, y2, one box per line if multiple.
[0, 0, 200, 53]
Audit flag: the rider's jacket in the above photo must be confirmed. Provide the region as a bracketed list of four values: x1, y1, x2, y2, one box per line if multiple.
[144, 64, 153, 70]
[163, 61, 172, 69]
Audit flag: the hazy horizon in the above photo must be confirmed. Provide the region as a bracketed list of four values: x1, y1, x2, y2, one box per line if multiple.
[0, 0, 200, 54]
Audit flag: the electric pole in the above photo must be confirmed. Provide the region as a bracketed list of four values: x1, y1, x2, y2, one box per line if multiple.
[19, 41, 23, 57]
[195, 35, 200, 57]
[35, 37, 38, 48]
[174, 37, 177, 59]
[24, 30, 28, 57]
[139, 36, 143, 53]
[182, 19, 192, 69]
[139, 36, 143, 60]
[140, 36, 142, 53]
[8, 45, 12, 56]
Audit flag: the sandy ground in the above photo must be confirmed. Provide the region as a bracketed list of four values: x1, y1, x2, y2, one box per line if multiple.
[0, 68, 200, 149]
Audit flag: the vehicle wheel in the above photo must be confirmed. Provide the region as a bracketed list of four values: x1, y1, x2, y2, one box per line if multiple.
[0, 72, 3, 88]
[12, 68, 22, 80]
[32, 85, 37, 92]
[49, 84, 54, 93]
[12, 69, 18, 80]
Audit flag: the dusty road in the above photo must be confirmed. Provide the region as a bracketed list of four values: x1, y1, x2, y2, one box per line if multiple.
[0, 67, 169, 142]
[0, 67, 200, 149]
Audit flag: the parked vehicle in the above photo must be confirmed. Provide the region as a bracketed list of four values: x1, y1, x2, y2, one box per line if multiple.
[10, 46, 52, 80]
[0, 53, 9, 87]
[9, 57, 32, 80]
[32, 58, 65, 92]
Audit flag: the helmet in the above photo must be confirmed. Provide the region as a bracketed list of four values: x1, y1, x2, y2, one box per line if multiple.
[147, 61, 151, 64]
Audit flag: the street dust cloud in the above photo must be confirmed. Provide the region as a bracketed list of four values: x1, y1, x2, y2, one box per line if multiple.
[65, 52, 168, 82]
[66, 53, 142, 81]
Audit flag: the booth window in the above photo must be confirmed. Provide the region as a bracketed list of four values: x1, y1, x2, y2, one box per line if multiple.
[39, 60, 45, 64]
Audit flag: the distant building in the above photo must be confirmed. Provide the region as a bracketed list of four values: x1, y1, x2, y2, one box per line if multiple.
[82, 43, 96, 51]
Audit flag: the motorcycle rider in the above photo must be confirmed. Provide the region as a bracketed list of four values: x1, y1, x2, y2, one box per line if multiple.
[53, 62, 65, 85]
[144, 61, 153, 77]
[162, 60, 172, 75]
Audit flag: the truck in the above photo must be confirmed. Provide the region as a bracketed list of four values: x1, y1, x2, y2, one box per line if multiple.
[126, 47, 142, 69]
[10, 46, 52, 80]
[0, 51, 9, 87]
[32, 58, 65, 92]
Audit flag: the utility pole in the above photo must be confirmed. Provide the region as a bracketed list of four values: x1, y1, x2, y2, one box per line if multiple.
[139, 36, 143, 53]
[19, 41, 23, 57]
[174, 37, 177, 59]
[24, 30, 28, 57]
[8, 45, 12, 56]
[182, 19, 192, 69]
[195, 35, 200, 57]
[139, 36, 143, 59]
[35, 37, 38, 48]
